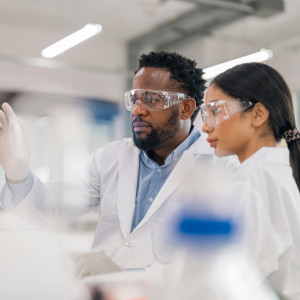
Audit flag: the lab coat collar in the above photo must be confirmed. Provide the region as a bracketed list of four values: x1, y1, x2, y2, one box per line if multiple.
[117, 140, 140, 238]
[241, 147, 290, 167]
[132, 133, 214, 232]
[117, 133, 214, 238]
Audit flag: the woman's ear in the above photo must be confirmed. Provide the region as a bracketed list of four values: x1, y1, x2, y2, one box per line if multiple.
[252, 102, 270, 127]
[181, 98, 196, 120]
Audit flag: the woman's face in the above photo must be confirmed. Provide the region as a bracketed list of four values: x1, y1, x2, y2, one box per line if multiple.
[201, 84, 255, 162]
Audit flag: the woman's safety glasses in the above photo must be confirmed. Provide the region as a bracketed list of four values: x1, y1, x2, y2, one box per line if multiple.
[124, 89, 189, 112]
[200, 99, 254, 127]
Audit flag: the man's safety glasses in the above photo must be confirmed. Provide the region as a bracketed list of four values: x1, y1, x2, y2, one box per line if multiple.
[124, 89, 189, 112]
[200, 99, 254, 128]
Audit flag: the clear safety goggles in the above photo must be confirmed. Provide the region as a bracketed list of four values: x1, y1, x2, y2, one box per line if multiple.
[200, 99, 254, 127]
[124, 89, 189, 112]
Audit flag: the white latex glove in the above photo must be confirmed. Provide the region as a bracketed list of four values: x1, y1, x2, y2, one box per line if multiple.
[0, 102, 30, 181]
[71, 250, 124, 278]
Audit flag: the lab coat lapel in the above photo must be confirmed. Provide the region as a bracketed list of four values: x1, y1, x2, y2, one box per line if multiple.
[135, 135, 212, 229]
[117, 142, 140, 238]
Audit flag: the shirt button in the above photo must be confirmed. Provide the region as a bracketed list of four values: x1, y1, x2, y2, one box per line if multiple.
[149, 197, 154, 203]
[157, 168, 161, 172]
[123, 242, 131, 248]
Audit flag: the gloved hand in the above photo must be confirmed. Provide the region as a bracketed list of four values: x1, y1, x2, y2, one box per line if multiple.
[70, 250, 124, 278]
[0, 102, 30, 181]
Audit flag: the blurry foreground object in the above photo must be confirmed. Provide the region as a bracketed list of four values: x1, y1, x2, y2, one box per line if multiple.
[71, 250, 124, 278]
[80, 162, 278, 300]
[160, 213, 279, 300]
[152, 163, 279, 300]
[0, 211, 92, 300]
[85, 274, 151, 300]
[0, 102, 30, 181]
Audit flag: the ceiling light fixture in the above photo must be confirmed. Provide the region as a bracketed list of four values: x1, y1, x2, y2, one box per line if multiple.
[41, 23, 102, 59]
[203, 48, 273, 80]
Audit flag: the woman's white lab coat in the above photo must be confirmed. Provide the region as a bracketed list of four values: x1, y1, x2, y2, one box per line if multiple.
[229, 147, 300, 300]
[1, 135, 232, 269]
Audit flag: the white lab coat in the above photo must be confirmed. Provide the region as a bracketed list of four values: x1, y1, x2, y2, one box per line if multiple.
[0, 135, 234, 269]
[228, 147, 300, 300]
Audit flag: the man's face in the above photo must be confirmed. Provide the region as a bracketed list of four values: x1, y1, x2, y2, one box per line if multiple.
[131, 67, 183, 151]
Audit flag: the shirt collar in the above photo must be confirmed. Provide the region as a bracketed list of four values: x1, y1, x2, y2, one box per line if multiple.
[140, 126, 201, 168]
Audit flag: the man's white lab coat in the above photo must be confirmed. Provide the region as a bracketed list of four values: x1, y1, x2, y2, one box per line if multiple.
[1, 135, 232, 268]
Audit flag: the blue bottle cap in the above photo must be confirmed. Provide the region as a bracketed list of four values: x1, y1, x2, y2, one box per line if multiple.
[179, 218, 233, 236]
[175, 214, 237, 245]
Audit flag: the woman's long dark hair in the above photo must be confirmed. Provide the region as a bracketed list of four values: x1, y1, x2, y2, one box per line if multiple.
[211, 62, 300, 191]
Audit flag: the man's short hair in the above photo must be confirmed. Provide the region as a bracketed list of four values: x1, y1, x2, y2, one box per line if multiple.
[136, 51, 206, 123]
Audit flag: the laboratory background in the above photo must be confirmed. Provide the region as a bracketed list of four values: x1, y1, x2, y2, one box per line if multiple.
[0, 0, 299, 269]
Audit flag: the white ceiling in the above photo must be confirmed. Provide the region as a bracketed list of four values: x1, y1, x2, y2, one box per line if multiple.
[213, 0, 300, 54]
[0, 0, 196, 40]
[0, 0, 299, 99]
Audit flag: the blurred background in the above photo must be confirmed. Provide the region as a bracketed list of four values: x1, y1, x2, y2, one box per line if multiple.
[0, 0, 299, 251]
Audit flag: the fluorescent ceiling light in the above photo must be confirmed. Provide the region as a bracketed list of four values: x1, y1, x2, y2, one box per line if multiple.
[41, 23, 102, 59]
[203, 48, 273, 80]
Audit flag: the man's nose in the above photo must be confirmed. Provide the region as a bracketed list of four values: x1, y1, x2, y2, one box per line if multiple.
[132, 102, 148, 116]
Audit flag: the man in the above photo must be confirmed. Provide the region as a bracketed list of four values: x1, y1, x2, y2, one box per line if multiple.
[0, 51, 230, 276]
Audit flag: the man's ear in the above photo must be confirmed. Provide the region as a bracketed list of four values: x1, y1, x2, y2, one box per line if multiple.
[252, 102, 269, 127]
[181, 98, 196, 120]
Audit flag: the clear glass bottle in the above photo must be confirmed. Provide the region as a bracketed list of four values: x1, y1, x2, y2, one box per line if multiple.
[161, 214, 279, 300]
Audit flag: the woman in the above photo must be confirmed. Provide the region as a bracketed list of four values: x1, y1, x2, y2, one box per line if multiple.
[201, 62, 300, 300]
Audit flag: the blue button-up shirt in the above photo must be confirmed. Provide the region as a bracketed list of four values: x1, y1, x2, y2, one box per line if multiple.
[131, 126, 201, 231]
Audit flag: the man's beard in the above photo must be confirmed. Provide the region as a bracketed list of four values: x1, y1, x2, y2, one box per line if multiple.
[132, 108, 180, 151]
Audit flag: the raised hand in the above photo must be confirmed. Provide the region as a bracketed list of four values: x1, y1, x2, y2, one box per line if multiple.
[0, 102, 30, 181]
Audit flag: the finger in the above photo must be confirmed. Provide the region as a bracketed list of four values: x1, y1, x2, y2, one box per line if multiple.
[2, 102, 16, 120]
[0, 110, 8, 127]
[74, 262, 88, 278]
[78, 267, 90, 278]
[73, 261, 81, 277]
[68, 251, 81, 261]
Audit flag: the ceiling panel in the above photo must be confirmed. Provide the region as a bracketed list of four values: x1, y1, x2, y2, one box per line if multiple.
[0, 0, 299, 94]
